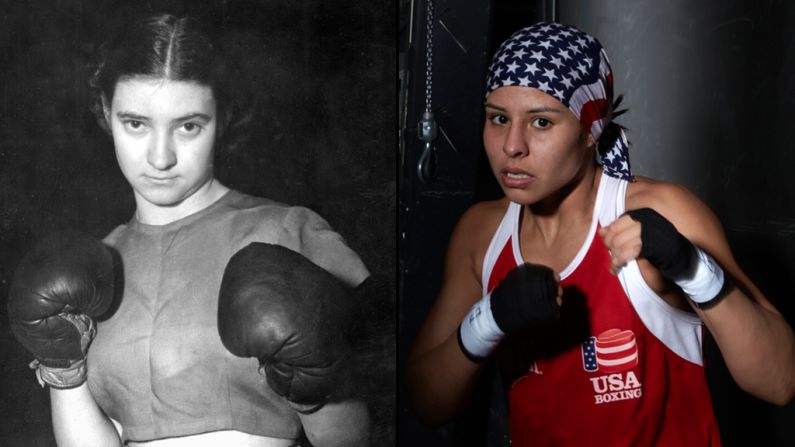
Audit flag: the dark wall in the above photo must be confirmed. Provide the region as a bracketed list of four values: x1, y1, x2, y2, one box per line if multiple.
[0, 1, 394, 445]
[399, 0, 496, 444]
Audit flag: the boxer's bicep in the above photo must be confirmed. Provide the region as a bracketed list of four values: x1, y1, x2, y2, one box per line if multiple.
[633, 181, 779, 313]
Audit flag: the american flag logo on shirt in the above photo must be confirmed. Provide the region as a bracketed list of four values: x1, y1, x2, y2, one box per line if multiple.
[582, 336, 599, 372]
[582, 328, 639, 373]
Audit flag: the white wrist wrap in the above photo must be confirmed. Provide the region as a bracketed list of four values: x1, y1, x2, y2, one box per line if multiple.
[675, 247, 725, 304]
[458, 294, 505, 360]
[30, 358, 87, 389]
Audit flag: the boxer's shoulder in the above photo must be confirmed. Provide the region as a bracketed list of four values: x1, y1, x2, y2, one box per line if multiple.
[625, 177, 702, 219]
[625, 176, 719, 244]
[445, 198, 511, 282]
[460, 198, 510, 230]
[454, 199, 509, 248]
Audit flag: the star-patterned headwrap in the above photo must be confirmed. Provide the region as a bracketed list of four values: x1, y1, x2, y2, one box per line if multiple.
[485, 22, 632, 181]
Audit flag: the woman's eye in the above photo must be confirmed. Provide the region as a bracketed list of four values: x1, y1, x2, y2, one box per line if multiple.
[123, 120, 146, 132]
[533, 117, 551, 129]
[489, 114, 508, 125]
[178, 122, 203, 136]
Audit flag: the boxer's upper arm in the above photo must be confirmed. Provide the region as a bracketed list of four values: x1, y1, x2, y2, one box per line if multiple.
[628, 180, 778, 314]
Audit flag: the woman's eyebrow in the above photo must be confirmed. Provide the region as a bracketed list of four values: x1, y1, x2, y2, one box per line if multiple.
[484, 103, 562, 114]
[116, 111, 148, 121]
[484, 102, 506, 111]
[172, 112, 212, 123]
[526, 106, 561, 114]
[114, 111, 212, 122]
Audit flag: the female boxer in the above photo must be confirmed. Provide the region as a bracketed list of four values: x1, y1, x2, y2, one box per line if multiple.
[407, 22, 795, 446]
[8, 13, 370, 447]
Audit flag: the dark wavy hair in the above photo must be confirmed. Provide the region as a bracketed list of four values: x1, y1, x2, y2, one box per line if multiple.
[88, 14, 257, 155]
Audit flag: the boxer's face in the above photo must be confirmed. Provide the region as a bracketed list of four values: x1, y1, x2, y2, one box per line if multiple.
[483, 86, 590, 206]
[107, 77, 218, 212]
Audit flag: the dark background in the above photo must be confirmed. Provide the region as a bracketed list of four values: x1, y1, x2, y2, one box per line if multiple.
[400, 0, 795, 445]
[0, 1, 395, 445]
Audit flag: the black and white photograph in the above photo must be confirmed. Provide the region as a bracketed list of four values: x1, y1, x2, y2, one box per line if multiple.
[0, 1, 395, 446]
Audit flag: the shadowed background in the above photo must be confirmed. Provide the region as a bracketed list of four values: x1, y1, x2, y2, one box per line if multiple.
[0, 1, 395, 445]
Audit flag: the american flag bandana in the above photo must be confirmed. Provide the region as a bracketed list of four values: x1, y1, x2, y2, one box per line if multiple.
[485, 22, 632, 181]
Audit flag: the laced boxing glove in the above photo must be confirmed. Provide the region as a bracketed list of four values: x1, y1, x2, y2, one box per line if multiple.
[458, 263, 560, 362]
[7, 230, 115, 389]
[218, 243, 358, 414]
[626, 208, 726, 308]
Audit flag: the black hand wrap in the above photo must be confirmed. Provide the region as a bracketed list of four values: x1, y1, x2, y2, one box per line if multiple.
[490, 263, 560, 334]
[626, 208, 696, 280]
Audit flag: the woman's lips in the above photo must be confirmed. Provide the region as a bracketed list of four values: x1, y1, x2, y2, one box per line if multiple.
[143, 175, 177, 185]
[501, 168, 534, 188]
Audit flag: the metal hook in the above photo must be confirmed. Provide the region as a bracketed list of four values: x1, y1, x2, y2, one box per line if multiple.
[417, 141, 438, 184]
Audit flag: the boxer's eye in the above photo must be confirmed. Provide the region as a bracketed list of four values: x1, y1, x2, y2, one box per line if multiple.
[532, 117, 551, 129]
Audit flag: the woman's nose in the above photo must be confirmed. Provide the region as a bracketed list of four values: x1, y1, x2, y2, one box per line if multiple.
[503, 124, 528, 158]
[147, 131, 177, 170]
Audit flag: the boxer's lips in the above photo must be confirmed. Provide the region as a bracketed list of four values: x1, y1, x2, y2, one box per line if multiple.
[143, 175, 178, 185]
[501, 168, 534, 187]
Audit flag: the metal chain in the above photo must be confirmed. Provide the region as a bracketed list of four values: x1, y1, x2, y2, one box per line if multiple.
[423, 0, 433, 113]
[416, 0, 437, 184]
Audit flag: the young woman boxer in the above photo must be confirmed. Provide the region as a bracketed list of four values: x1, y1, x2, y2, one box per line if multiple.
[8, 13, 371, 447]
[408, 21, 795, 446]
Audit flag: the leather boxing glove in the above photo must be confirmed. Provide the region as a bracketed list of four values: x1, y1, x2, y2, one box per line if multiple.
[7, 230, 115, 388]
[218, 242, 357, 414]
[458, 263, 560, 362]
[626, 208, 726, 307]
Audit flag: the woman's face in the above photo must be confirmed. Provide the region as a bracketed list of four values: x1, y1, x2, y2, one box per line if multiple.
[107, 77, 218, 214]
[483, 86, 591, 206]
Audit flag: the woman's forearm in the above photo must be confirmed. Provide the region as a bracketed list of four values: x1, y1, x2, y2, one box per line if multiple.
[407, 332, 486, 426]
[298, 399, 370, 447]
[50, 383, 122, 447]
[700, 290, 795, 405]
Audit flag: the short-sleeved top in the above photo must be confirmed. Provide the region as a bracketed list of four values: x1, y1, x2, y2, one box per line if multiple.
[86, 190, 369, 443]
[484, 173, 720, 446]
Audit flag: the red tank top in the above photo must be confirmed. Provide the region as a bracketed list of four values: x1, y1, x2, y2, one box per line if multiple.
[483, 174, 721, 446]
